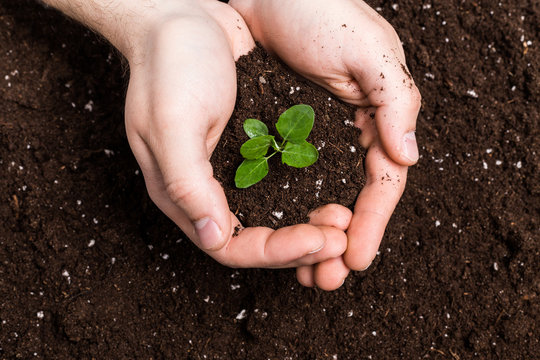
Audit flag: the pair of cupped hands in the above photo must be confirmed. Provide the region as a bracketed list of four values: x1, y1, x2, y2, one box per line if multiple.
[122, 0, 421, 290]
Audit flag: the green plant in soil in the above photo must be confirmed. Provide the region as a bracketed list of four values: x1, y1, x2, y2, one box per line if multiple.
[235, 104, 319, 188]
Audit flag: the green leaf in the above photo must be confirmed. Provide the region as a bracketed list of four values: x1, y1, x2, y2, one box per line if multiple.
[276, 104, 315, 143]
[281, 141, 319, 168]
[240, 135, 274, 159]
[243, 119, 268, 138]
[235, 158, 269, 188]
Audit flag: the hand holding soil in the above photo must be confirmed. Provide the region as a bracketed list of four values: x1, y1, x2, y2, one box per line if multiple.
[230, 0, 421, 277]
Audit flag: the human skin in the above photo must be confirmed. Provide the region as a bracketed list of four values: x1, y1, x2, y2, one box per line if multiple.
[41, 0, 353, 285]
[228, 0, 421, 287]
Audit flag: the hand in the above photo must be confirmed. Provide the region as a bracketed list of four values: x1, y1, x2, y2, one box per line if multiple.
[230, 0, 421, 278]
[122, 0, 350, 269]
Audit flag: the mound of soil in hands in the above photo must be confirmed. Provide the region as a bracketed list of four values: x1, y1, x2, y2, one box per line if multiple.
[1, 1, 538, 359]
[211, 45, 364, 228]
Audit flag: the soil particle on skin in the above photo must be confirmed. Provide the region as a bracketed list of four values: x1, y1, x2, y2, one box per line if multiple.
[211, 45, 365, 228]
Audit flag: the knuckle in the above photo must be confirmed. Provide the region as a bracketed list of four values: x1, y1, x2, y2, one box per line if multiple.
[165, 180, 198, 207]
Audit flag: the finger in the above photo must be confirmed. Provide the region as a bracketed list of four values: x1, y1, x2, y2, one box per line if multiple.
[307, 204, 353, 231]
[314, 256, 350, 291]
[296, 266, 315, 287]
[127, 130, 232, 253]
[288, 226, 347, 267]
[354, 107, 378, 149]
[344, 141, 407, 271]
[211, 221, 327, 268]
[296, 204, 352, 289]
[347, 54, 421, 166]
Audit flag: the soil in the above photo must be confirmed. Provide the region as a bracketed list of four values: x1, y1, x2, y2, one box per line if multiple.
[211, 45, 364, 228]
[1, 1, 539, 359]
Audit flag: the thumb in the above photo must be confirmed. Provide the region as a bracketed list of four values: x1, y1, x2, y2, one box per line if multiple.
[144, 121, 232, 252]
[360, 62, 421, 166]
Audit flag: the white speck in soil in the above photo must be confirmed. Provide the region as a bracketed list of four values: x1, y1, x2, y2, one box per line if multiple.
[104, 149, 115, 157]
[493, 262, 499, 271]
[203, 296, 210, 303]
[61, 270, 71, 284]
[258, 76, 266, 84]
[372, 331, 377, 336]
[495, 160, 502, 166]
[347, 310, 353, 317]
[235, 309, 247, 320]
[515, 161, 522, 169]
[486, 148, 493, 154]
[84, 100, 94, 112]
[483, 161, 488, 170]
[344, 119, 354, 126]
[161, 253, 169, 260]
[36, 311, 44, 319]
[88, 239, 95, 247]
[435, 220, 441, 227]
[341, 179, 346, 184]
[349, 145, 356, 153]
[466, 89, 479, 98]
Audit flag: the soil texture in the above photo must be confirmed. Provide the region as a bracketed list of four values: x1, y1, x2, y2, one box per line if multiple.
[1, 1, 539, 359]
[211, 45, 364, 228]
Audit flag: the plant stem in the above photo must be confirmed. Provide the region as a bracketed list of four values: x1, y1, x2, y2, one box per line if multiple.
[265, 151, 278, 160]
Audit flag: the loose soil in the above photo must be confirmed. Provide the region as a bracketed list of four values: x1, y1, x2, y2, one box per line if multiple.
[1, 1, 538, 359]
[211, 45, 364, 228]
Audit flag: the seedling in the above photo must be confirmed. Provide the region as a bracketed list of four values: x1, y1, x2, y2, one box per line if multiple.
[235, 104, 319, 188]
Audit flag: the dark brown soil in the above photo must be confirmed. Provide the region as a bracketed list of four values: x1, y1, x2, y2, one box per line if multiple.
[1, 1, 539, 359]
[211, 45, 364, 228]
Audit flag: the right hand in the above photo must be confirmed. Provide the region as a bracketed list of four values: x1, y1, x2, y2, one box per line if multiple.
[123, 0, 350, 270]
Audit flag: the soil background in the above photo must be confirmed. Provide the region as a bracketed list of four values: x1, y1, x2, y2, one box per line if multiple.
[1, 1, 539, 359]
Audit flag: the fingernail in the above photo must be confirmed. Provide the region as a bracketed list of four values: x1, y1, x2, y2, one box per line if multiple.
[307, 242, 325, 254]
[360, 261, 372, 271]
[194, 217, 222, 250]
[402, 131, 419, 163]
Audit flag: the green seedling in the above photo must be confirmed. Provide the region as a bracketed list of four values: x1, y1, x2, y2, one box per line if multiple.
[235, 104, 319, 188]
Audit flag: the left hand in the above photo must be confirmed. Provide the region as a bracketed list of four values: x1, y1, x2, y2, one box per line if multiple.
[230, 0, 421, 289]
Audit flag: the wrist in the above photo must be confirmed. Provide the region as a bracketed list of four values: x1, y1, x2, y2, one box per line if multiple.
[42, 0, 201, 64]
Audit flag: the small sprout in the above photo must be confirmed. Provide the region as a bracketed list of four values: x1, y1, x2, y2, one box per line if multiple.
[235, 104, 319, 188]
